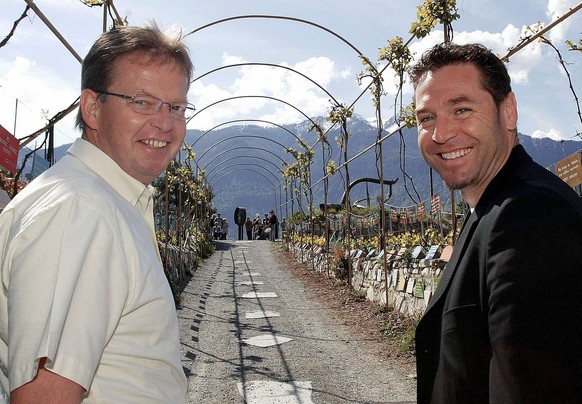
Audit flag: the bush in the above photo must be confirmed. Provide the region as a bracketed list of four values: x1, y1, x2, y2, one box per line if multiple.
[377, 305, 420, 354]
[331, 246, 349, 281]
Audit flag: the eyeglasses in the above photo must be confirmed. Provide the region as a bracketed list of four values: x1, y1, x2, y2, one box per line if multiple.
[94, 90, 195, 121]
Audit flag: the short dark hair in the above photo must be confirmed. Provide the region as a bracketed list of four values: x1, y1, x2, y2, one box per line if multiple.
[409, 43, 511, 107]
[76, 23, 194, 132]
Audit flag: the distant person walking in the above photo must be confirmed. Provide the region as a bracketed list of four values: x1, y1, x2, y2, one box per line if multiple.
[268, 210, 278, 241]
[261, 213, 271, 240]
[213, 221, 222, 240]
[221, 218, 229, 240]
[245, 217, 253, 240]
[253, 213, 262, 239]
[209, 213, 216, 237]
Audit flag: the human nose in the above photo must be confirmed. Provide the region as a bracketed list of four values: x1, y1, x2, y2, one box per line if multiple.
[431, 117, 454, 144]
[152, 102, 174, 131]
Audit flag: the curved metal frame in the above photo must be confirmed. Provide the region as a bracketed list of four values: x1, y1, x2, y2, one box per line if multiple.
[202, 146, 288, 171]
[189, 95, 318, 127]
[206, 155, 281, 178]
[208, 162, 279, 184]
[192, 62, 339, 105]
[196, 134, 291, 164]
[184, 15, 375, 75]
[191, 118, 302, 148]
[211, 167, 277, 189]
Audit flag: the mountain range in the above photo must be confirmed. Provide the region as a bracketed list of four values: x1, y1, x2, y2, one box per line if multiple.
[32, 115, 582, 223]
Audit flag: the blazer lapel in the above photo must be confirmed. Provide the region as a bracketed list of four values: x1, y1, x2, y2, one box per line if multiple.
[424, 211, 478, 313]
[422, 146, 528, 315]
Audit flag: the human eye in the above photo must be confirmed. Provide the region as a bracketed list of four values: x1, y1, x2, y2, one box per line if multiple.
[455, 107, 471, 116]
[132, 95, 158, 112]
[171, 102, 196, 120]
[417, 114, 434, 127]
[170, 103, 186, 113]
[168, 103, 187, 120]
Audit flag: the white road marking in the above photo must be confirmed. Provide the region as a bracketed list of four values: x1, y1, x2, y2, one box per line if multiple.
[242, 292, 278, 298]
[242, 272, 262, 277]
[239, 281, 265, 286]
[237, 380, 314, 404]
[241, 334, 293, 347]
[245, 310, 281, 319]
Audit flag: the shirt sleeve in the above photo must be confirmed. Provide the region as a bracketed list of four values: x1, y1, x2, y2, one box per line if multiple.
[6, 195, 129, 391]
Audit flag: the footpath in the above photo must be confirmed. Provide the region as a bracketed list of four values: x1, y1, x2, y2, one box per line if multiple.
[177, 240, 417, 404]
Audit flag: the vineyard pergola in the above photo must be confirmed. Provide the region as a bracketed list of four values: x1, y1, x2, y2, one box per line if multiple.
[3, 0, 581, 294]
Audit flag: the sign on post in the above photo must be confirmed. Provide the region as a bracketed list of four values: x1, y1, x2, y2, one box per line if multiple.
[555, 151, 582, 188]
[0, 125, 20, 174]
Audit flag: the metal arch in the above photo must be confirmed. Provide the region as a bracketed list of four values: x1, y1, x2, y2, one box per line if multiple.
[189, 95, 318, 128]
[209, 164, 279, 186]
[202, 147, 286, 171]
[212, 168, 277, 189]
[206, 155, 281, 178]
[202, 146, 289, 171]
[191, 118, 302, 148]
[192, 62, 339, 106]
[197, 134, 291, 164]
[183, 14, 377, 74]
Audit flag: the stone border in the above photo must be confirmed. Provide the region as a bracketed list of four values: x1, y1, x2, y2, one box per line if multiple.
[288, 242, 449, 318]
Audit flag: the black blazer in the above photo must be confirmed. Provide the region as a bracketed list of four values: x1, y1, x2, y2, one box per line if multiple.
[416, 145, 582, 403]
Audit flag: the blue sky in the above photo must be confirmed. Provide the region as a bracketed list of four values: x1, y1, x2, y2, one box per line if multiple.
[1, 0, 581, 148]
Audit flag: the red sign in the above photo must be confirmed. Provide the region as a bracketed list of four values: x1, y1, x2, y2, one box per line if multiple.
[430, 193, 441, 215]
[389, 207, 398, 222]
[399, 207, 408, 224]
[417, 202, 426, 220]
[407, 206, 417, 223]
[0, 125, 19, 174]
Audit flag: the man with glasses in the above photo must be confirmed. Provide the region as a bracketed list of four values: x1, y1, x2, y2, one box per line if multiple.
[0, 24, 193, 403]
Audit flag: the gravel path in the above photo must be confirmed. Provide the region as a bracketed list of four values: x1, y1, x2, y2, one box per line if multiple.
[178, 240, 417, 403]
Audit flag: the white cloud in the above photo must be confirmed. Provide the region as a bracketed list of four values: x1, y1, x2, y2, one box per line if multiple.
[0, 56, 79, 145]
[531, 128, 564, 140]
[2, 0, 578, 154]
[388, 25, 579, 141]
[222, 52, 246, 66]
[405, 25, 545, 87]
[546, 0, 579, 42]
[501, 26, 544, 85]
[294, 57, 335, 87]
[188, 55, 342, 129]
[339, 68, 352, 80]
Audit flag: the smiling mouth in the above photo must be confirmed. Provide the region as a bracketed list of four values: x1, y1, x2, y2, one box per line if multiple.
[142, 140, 167, 148]
[441, 148, 472, 160]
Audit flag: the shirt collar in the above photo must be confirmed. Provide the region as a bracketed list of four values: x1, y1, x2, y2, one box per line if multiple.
[67, 138, 154, 214]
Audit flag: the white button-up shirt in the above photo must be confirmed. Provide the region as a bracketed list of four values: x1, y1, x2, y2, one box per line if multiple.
[0, 139, 187, 403]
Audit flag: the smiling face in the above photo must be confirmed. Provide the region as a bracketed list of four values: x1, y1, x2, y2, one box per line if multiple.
[81, 53, 189, 185]
[415, 63, 518, 207]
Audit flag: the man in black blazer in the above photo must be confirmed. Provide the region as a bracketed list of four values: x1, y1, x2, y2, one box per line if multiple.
[410, 43, 582, 403]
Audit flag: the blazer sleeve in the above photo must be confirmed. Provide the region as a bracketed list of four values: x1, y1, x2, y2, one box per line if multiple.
[485, 189, 582, 403]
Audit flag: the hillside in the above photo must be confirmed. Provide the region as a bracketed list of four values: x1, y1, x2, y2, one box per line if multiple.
[32, 116, 582, 221]
[180, 116, 581, 220]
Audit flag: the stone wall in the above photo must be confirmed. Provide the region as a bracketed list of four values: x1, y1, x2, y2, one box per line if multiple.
[289, 242, 450, 318]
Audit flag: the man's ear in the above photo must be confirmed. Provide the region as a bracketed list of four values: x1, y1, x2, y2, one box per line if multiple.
[80, 89, 100, 130]
[503, 91, 518, 132]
